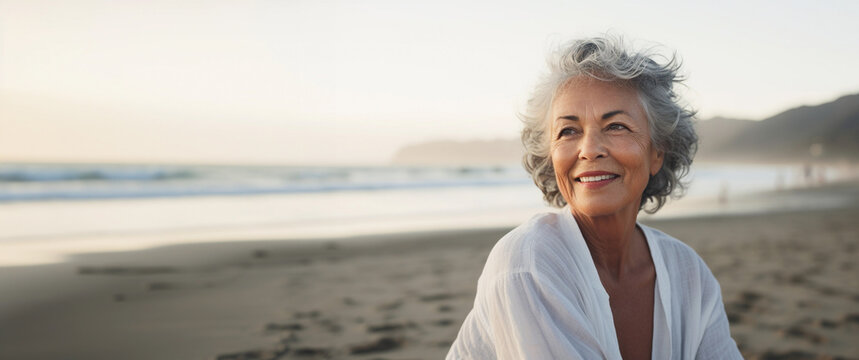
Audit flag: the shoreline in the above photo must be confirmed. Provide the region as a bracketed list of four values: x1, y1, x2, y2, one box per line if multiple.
[4, 177, 858, 269]
[1, 182, 857, 359]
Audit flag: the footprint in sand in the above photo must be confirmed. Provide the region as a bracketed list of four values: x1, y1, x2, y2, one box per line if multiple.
[437, 304, 454, 312]
[431, 319, 455, 327]
[725, 291, 763, 323]
[377, 299, 404, 311]
[342, 296, 359, 306]
[316, 318, 343, 333]
[841, 313, 859, 326]
[778, 324, 826, 344]
[755, 349, 821, 360]
[293, 310, 321, 319]
[419, 293, 456, 302]
[214, 344, 288, 360]
[349, 337, 404, 355]
[367, 322, 417, 333]
[291, 347, 332, 357]
[265, 322, 304, 332]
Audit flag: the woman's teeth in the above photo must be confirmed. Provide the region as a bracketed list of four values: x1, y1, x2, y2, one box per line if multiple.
[578, 174, 617, 183]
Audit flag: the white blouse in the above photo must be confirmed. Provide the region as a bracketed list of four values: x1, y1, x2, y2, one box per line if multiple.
[447, 207, 742, 359]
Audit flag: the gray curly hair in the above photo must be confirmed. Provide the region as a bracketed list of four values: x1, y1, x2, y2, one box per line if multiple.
[520, 35, 698, 213]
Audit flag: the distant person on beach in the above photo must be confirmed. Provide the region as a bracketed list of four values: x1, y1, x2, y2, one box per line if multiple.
[447, 36, 742, 359]
[718, 180, 730, 205]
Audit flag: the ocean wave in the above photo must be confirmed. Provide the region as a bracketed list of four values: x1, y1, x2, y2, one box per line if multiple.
[0, 163, 530, 202]
[0, 165, 195, 182]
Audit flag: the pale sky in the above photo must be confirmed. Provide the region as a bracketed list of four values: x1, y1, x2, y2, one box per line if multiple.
[1, 0, 857, 165]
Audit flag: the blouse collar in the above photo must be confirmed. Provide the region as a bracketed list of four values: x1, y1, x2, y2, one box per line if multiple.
[558, 206, 673, 358]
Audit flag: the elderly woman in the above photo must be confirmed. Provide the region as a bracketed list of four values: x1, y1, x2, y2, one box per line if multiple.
[447, 36, 742, 359]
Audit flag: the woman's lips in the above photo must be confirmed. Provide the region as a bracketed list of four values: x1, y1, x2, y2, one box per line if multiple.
[574, 173, 619, 189]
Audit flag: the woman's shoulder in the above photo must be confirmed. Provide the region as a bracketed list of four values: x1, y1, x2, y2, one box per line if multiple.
[640, 224, 721, 292]
[640, 224, 705, 265]
[479, 211, 570, 282]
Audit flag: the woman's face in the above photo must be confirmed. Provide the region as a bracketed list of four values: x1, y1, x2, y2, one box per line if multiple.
[550, 77, 663, 218]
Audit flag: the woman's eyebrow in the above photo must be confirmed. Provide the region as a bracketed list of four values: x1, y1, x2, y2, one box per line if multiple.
[556, 115, 579, 122]
[602, 110, 626, 120]
[555, 110, 626, 122]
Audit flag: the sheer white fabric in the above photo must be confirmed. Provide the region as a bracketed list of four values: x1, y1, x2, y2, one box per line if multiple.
[447, 208, 742, 359]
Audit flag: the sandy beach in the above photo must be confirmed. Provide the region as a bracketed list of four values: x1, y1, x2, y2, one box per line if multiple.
[1, 181, 858, 360]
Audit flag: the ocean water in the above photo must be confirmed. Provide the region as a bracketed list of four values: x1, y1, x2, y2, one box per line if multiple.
[0, 163, 528, 202]
[0, 162, 854, 266]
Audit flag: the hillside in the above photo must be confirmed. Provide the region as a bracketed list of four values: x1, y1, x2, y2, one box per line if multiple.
[697, 93, 859, 162]
[390, 93, 859, 165]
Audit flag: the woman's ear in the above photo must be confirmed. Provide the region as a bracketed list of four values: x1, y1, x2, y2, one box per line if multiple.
[650, 148, 665, 176]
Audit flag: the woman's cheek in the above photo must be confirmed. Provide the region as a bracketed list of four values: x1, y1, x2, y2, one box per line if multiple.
[551, 145, 576, 201]
[554, 171, 574, 204]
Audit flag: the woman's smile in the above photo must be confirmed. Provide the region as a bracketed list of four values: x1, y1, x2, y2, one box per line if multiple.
[575, 171, 621, 189]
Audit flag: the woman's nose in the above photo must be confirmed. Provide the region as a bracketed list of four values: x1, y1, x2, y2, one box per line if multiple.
[578, 131, 607, 160]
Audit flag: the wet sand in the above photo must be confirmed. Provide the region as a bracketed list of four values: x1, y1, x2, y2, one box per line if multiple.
[1, 182, 857, 359]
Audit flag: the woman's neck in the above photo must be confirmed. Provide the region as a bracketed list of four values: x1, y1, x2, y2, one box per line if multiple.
[572, 207, 647, 281]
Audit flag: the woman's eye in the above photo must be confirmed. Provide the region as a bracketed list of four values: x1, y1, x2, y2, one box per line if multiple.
[607, 123, 629, 131]
[558, 127, 578, 138]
